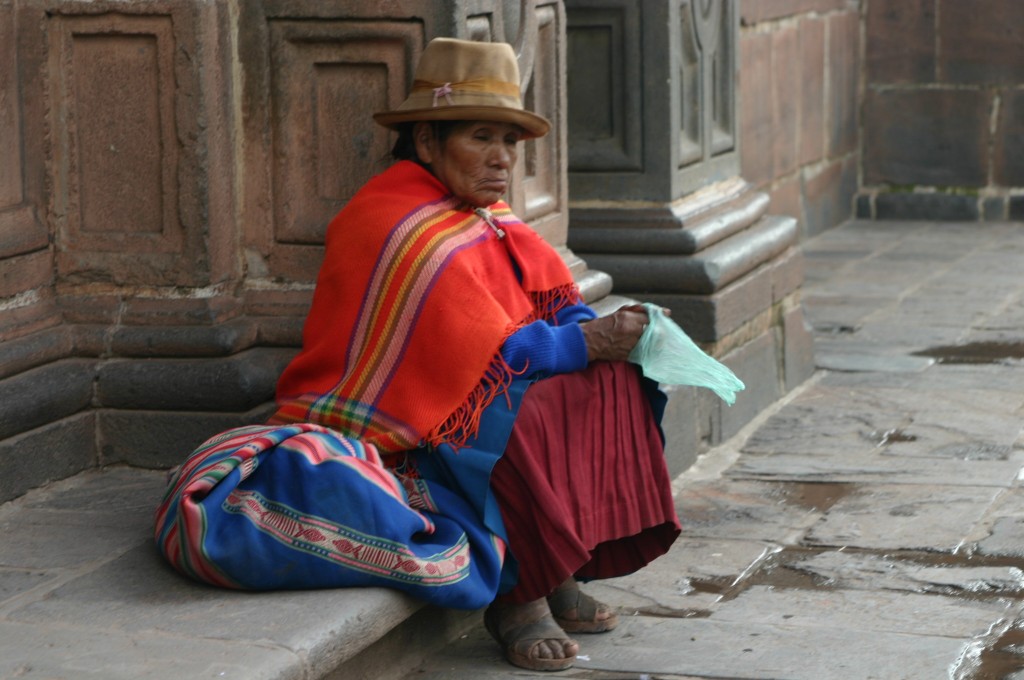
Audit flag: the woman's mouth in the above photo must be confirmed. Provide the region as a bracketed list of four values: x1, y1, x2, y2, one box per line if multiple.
[480, 179, 508, 191]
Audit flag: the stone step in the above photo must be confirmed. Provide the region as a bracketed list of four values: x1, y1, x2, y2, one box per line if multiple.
[0, 466, 476, 679]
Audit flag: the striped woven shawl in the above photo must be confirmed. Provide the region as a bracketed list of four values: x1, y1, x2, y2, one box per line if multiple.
[270, 160, 580, 453]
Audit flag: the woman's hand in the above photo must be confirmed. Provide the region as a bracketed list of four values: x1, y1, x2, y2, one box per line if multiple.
[580, 304, 651, 363]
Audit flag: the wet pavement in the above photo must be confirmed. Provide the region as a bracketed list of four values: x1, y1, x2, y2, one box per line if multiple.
[403, 220, 1024, 680]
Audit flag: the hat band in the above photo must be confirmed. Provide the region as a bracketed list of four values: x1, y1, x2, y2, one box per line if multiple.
[412, 78, 522, 108]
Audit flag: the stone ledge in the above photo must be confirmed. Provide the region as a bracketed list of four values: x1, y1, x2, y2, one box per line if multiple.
[0, 359, 94, 441]
[0, 467, 466, 680]
[98, 404, 278, 468]
[96, 348, 295, 411]
[0, 413, 97, 504]
[568, 181, 769, 255]
[578, 214, 798, 296]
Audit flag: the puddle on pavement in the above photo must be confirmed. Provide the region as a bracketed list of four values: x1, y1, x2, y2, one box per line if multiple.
[683, 576, 732, 597]
[767, 481, 857, 512]
[913, 341, 1024, 365]
[735, 546, 839, 596]
[630, 600, 713, 620]
[715, 546, 1024, 604]
[967, 624, 1024, 680]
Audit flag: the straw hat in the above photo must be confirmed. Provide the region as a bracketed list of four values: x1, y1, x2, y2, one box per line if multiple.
[373, 38, 550, 139]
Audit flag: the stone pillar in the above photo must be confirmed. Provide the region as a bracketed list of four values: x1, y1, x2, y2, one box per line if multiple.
[564, 0, 814, 468]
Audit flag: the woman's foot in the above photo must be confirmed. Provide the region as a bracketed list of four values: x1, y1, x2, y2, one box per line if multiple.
[484, 598, 579, 671]
[547, 578, 619, 633]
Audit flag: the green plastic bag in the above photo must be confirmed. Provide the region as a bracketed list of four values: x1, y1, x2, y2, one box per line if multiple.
[627, 303, 746, 405]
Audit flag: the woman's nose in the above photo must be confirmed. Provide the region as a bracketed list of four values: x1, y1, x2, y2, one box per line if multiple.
[491, 145, 512, 168]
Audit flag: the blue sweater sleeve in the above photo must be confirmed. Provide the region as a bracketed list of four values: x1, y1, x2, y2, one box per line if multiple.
[554, 301, 598, 326]
[500, 302, 597, 378]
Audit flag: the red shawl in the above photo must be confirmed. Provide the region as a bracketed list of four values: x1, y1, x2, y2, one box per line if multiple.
[270, 161, 580, 453]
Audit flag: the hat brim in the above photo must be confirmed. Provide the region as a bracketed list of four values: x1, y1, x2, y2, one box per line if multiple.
[373, 106, 551, 139]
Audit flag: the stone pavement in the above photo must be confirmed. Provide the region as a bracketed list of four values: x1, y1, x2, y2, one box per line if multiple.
[404, 219, 1024, 680]
[1, 219, 1022, 680]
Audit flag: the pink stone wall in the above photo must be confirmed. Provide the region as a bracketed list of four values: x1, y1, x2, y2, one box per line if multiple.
[860, 0, 1024, 221]
[738, 0, 860, 237]
[1, 0, 58, 341]
[740, 0, 1024, 225]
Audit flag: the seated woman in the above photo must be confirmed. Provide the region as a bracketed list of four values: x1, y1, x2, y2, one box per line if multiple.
[157, 37, 680, 673]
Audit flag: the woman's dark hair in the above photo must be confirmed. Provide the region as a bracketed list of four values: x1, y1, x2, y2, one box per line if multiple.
[390, 120, 463, 162]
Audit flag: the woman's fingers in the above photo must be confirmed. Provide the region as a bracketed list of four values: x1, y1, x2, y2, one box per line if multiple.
[619, 302, 670, 317]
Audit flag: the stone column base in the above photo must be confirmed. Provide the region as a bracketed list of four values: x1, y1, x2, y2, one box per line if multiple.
[569, 178, 815, 474]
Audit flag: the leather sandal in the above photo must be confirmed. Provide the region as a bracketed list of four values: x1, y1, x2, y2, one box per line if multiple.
[547, 584, 620, 634]
[484, 603, 578, 672]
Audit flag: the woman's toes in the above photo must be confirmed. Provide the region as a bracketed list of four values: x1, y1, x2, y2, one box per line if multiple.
[534, 638, 577, 660]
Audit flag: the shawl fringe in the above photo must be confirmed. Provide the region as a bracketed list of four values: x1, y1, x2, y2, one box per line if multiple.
[425, 323, 527, 451]
[424, 283, 582, 451]
[530, 283, 583, 324]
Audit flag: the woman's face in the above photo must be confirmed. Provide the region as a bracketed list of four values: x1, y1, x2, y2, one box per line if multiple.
[414, 121, 523, 208]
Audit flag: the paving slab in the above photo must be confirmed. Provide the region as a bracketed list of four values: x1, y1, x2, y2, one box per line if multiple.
[584, 537, 777, 613]
[893, 295, 997, 328]
[802, 484, 1003, 551]
[814, 352, 936, 373]
[977, 517, 1024, 558]
[676, 479, 831, 542]
[711, 584, 1013, 638]
[0, 569, 54, 604]
[0, 467, 163, 573]
[570, 616, 968, 680]
[970, 491, 1024, 557]
[739, 384, 909, 456]
[821, 361, 1024, 395]
[728, 450, 1024, 487]
[802, 293, 896, 327]
[843, 320, 969, 348]
[882, 413, 1023, 459]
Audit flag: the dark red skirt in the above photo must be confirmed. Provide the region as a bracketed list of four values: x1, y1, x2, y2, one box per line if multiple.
[490, 361, 681, 603]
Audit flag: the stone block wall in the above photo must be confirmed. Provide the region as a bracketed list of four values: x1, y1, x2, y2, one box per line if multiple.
[857, 0, 1024, 221]
[738, 0, 860, 238]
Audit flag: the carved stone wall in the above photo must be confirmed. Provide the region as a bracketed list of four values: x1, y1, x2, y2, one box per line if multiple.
[0, 0, 577, 502]
[565, 0, 738, 202]
[1, 1, 55, 342]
